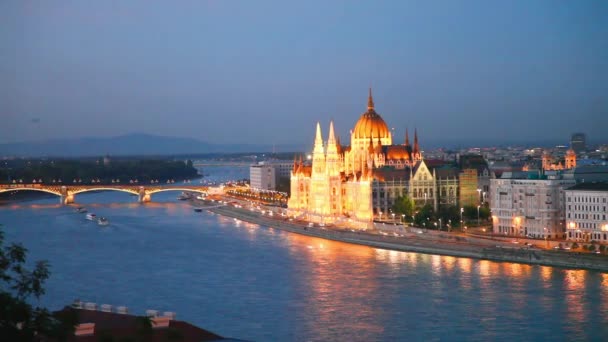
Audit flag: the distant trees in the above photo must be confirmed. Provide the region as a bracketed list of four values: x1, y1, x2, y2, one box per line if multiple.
[0, 159, 199, 184]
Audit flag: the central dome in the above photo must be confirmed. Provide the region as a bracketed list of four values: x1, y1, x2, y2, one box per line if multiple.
[352, 89, 390, 139]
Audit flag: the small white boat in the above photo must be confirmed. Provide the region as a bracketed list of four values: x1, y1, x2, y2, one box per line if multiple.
[86, 213, 97, 221]
[97, 217, 109, 226]
[76, 207, 87, 213]
[177, 192, 191, 201]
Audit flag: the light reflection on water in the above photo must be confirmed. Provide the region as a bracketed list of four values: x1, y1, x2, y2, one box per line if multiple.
[1, 179, 607, 341]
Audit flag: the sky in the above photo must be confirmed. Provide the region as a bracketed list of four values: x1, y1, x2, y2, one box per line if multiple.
[1, 0, 607, 148]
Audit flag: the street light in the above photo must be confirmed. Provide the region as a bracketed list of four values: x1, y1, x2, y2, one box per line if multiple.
[424, 192, 427, 205]
[544, 227, 548, 248]
[460, 207, 464, 227]
[477, 188, 482, 204]
[477, 205, 481, 226]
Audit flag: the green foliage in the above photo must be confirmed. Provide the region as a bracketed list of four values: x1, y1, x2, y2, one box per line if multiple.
[571, 242, 579, 249]
[414, 204, 435, 226]
[600, 245, 606, 253]
[0, 228, 78, 340]
[438, 206, 461, 227]
[392, 195, 415, 217]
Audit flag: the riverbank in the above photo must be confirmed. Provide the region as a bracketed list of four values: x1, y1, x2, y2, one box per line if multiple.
[201, 202, 608, 272]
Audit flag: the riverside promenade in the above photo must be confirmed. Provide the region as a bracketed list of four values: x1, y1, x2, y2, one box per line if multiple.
[197, 200, 608, 272]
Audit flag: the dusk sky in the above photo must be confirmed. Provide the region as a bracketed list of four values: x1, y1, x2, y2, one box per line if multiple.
[1, 1, 607, 147]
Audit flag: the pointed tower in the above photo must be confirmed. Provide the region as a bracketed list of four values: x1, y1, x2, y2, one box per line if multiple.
[312, 122, 326, 175]
[405, 128, 410, 147]
[565, 148, 577, 169]
[541, 150, 552, 171]
[326, 121, 340, 176]
[368, 87, 374, 110]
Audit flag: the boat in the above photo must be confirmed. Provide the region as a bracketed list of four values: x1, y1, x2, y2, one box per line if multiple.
[177, 192, 192, 201]
[194, 208, 203, 212]
[86, 213, 97, 221]
[75, 207, 88, 213]
[97, 217, 109, 226]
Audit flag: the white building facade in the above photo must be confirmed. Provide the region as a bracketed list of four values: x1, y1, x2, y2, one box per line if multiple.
[249, 163, 276, 190]
[565, 183, 608, 243]
[490, 174, 575, 239]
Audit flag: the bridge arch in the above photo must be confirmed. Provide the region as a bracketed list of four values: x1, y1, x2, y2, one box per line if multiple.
[146, 188, 207, 195]
[0, 188, 62, 197]
[70, 188, 141, 196]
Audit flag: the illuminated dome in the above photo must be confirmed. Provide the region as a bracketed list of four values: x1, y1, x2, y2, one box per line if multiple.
[352, 89, 390, 139]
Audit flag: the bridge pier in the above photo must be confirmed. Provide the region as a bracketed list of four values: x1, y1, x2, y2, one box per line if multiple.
[138, 187, 151, 203]
[60, 186, 74, 205]
[139, 193, 151, 203]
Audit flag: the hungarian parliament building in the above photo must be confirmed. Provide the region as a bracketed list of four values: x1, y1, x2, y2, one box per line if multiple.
[287, 89, 491, 226]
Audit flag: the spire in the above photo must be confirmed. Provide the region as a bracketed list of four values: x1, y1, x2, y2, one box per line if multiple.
[414, 128, 419, 153]
[328, 120, 336, 144]
[327, 120, 338, 155]
[405, 127, 410, 146]
[367, 87, 374, 110]
[313, 122, 324, 154]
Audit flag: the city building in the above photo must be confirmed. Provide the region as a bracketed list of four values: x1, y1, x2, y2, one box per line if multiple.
[288, 89, 423, 226]
[249, 160, 294, 190]
[490, 172, 575, 239]
[249, 163, 276, 190]
[458, 154, 493, 204]
[565, 182, 608, 243]
[570, 132, 586, 153]
[540, 148, 577, 171]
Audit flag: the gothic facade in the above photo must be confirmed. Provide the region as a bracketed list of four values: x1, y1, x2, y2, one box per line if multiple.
[288, 89, 424, 226]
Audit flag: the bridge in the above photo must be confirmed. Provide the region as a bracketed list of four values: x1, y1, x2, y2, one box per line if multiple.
[0, 184, 211, 204]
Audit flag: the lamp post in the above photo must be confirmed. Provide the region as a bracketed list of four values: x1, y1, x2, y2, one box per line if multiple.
[424, 192, 427, 205]
[477, 188, 482, 204]
[392, 213, 395, 223]
[544, 227, 548, 248]
[379, 211, 383, 222]
[477, 205, 481, 226]
[460, 207, 464, 228]
[401, 214, 405, 225]
[439, 218, 442, 231]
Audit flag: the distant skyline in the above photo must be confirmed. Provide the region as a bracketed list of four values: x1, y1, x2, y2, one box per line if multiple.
[2, 1, 607, 148]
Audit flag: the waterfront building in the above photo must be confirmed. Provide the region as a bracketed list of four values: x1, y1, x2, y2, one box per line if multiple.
[249, 160, 294, 190]
[490, 172, 575, 239]
[565, 182, 608, 243]
[458, 154, 493, 204]
[288, 89, 422, 226]
[458, 169, 478, 208]
[570, 132, 586, 153]
[249, 163, 276, 190]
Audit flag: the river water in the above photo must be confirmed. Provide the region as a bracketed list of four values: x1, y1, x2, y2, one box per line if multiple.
[1, 166, 607, 341]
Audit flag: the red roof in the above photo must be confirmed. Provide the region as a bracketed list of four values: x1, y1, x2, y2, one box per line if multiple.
[51, 308, 224, 342]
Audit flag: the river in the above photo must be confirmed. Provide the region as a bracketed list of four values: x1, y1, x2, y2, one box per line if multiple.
[0, 165, 607, 341]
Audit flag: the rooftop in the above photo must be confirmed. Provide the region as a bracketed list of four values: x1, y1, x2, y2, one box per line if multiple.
[566, 182, 608, 191]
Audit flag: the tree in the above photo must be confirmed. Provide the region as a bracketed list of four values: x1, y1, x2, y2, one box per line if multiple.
[414, 204, 435, 226]
[571, 242, 579, 249]
[392, 195, 415, 218]
[0, 226, 77, 341]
